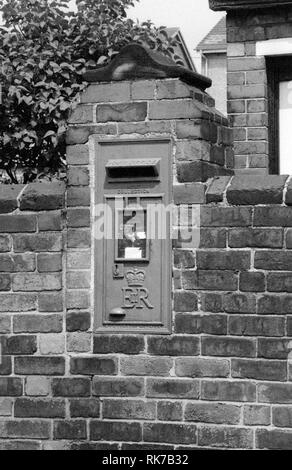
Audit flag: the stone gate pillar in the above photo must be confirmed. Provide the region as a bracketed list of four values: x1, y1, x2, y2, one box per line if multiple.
[66, 43, 233, 339]
[63, 43, 235, 448]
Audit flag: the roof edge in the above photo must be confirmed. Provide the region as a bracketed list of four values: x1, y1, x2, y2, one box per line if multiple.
[209, 0, 292, 10]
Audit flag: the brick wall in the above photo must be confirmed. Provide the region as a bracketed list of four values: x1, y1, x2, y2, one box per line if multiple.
[226, 6, 292, 174]
[0, 183, 66, 450]
[67, 78, 233, 182]
[1, 75, 292, 450]
[66, 78, 292, 450]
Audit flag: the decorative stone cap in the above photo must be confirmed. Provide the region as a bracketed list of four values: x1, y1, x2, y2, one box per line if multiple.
[83, 43, 212, 92]
[209, 0, 292, 10]
[0, 182, 65, 213]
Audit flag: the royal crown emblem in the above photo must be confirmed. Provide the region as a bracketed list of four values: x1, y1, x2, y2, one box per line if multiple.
[125, 269, 146, 287]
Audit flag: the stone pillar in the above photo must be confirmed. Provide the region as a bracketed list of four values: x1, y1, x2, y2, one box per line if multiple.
[67, 44, 233, 201]
[66, 44, 234, 339]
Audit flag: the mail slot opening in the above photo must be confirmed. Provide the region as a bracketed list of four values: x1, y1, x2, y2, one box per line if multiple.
[106, 158, 160, 182]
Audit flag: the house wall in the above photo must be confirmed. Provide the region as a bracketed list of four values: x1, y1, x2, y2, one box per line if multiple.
[226, 5, 292, 174]
[205, 53, 227, 115]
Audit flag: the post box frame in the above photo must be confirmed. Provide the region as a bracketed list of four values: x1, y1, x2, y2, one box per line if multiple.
[92, 137, 172, 334]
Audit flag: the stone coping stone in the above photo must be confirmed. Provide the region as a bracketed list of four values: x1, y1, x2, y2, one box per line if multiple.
[227, 175, 289, 205]
[0, 182, 66, 213]
[173, 183, 207, 204]
[20, 182, 65, 211]
[2, 176, 291, 214]
[284, 178, 292, 205]
[0, 185, 25, 213]
[206, 176, 232, 204]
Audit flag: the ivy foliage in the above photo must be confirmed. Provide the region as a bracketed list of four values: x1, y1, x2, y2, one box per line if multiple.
[0, 0, 178, 183]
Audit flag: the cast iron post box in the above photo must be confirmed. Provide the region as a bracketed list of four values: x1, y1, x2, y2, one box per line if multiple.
[94, 138, 172, 334]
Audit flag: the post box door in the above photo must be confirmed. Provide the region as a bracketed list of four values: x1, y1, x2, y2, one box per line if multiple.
[94, 138, 172, 334]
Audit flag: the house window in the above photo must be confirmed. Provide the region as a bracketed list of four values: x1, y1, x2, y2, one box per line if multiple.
[267, 56, 292, 174]
[279, 81, 292, 174]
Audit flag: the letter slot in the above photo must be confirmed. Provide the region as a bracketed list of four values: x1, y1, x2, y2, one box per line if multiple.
[106, 158, 160, 182]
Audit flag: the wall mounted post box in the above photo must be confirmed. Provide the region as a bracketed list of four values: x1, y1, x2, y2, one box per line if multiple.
[94, 138, 172, 334]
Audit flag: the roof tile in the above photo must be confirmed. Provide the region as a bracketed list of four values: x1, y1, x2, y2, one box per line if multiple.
[196, 17, 227, 52]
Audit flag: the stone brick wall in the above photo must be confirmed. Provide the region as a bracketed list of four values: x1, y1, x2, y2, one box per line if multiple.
[0, 183, 66, 449]
[1, 75, 292, 450]
[67, 78, 234, 185]
[65, 78, 291, 450]
[226, 6, 292, 174]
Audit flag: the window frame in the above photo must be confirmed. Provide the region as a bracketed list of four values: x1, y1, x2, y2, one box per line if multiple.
[267, 56, 292, 174]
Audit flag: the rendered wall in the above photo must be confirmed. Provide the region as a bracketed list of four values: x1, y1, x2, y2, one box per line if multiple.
[205, 53, 227, 116]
